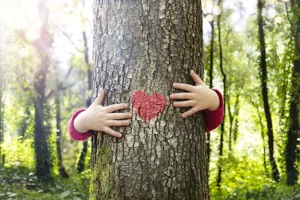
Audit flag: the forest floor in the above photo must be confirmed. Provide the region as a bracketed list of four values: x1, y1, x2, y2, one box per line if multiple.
[1, 166, 300, 200]
[0, 166, 90, 200]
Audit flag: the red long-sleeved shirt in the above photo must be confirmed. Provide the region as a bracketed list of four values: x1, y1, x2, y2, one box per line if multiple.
[68, 89, 224, 141]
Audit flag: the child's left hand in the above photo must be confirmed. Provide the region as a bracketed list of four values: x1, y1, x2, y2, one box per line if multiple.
[170, 70, 220, 118]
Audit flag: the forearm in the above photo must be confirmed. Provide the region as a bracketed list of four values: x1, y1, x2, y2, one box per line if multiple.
[68, 108, 92, 141]
[203, 89, 224, 132]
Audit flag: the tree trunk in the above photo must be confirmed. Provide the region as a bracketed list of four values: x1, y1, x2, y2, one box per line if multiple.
[206, 19, 214, 172]
[228, 93, 240, 146]
[232, 95, 240, 143]
[0, 64, 4, 167]
[31, 0, 53, 181]
[257, 0, 280, 182]
[216, 4, 225, 188]
[90, 1, 208, 199]
[20, 102, 33, 138]
[250, 100, 269, 177]
[286, 0, 300, 186]
[77, 28, 92, 173]
[34, 98, 51, 179]
[55, 94, 69, 178]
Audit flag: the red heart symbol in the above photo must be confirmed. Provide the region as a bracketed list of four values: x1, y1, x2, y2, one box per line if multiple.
[132, 90, 167, 122]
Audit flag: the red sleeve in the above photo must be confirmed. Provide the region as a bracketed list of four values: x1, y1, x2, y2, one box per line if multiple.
[203, 88, 224, 132]
[68, 108, 93, 141]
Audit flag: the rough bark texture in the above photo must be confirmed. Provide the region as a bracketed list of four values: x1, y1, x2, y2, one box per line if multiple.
[91, 0, 208, 199]
[286, 0, 300, 185]
[257, 0, 280, 182]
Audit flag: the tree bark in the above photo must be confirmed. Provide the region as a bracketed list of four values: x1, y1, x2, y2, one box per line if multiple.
[286, 0, 300, 185]
[257, 0, 280, 182]
[91, 1, 208, 199]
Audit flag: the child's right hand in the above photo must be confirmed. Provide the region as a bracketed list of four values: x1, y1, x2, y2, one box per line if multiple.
[74, 89, 132, 138]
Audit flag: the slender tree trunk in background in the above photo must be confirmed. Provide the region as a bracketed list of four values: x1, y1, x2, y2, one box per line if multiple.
[206, 19, 214, 173]
[55, 94, 69, 178]
[232, 94, 240, 143]
[286, 0, 300, 186]
[216, 5, 225, 189]
[208, 21, 214, 89]
[251, 100, 269, 177]
[77, 27, 92, 173]
[228, 93, 240, 146]
[34, 86, 51, 180]
[20, 103, 33, 138]
[0, 66, 4, 167]
[91, 1, 208, 199]
[257, 0, 280, 182]
[30, 0, 53, 180]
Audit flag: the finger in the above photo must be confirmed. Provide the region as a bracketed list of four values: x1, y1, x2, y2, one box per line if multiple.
[106, 120, 130, 127]
[170, 93, 194, 100]
[105, 103, 129, 113]
[181, 107, 199, 118]
[173, 83, 195, 92]
[103, 127, 122, 138]
[107, 113, 132, 120]
[190, 70, 204, 85]
[93, 89, 104, 105]
[173, 100, 195, 108]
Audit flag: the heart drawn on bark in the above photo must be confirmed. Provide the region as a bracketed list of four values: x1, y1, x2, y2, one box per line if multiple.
[132, 90, 167, 122]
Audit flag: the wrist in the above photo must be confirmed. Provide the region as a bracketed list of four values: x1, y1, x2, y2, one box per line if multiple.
[74, 111, 90, 133]
[207, 89, 220, 111]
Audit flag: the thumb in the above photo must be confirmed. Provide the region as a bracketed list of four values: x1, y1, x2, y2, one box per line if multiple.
[93, 89, 104, 105]
[190, 70, 204, 85]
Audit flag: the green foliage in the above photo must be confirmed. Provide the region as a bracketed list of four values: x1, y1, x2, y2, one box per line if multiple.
[0, 166, 90, 200]
[210, 154, 300, 199]
[2, 137, 35, 169]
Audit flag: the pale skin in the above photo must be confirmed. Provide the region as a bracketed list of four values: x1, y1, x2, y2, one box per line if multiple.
[74, 70, 220, 138]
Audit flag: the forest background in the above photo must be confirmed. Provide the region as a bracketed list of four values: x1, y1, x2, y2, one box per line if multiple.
[0, 0, 299, 199]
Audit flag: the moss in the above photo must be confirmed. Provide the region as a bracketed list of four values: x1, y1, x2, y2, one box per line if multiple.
[89, 146, 116, 200]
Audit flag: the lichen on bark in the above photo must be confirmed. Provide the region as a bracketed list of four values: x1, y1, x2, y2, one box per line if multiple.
[90, 145, 117, 200]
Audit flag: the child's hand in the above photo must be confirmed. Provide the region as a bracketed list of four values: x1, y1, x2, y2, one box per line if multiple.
[74, 89, 132, 138]
[170, 70, 220, 118]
